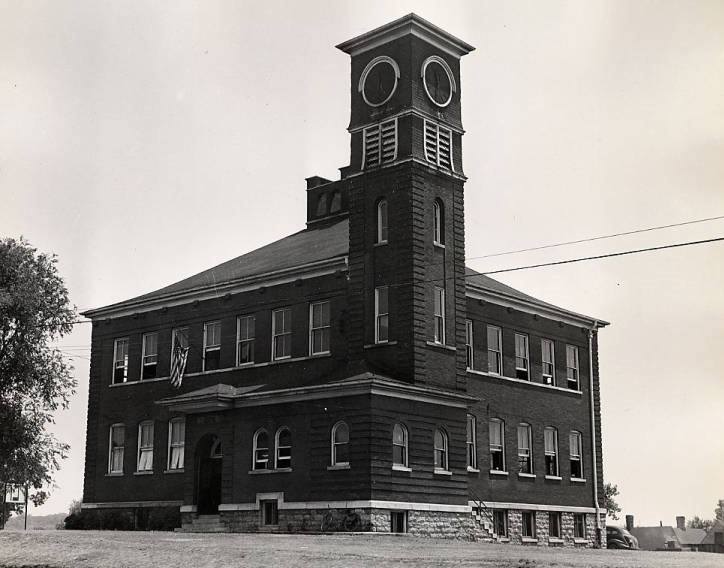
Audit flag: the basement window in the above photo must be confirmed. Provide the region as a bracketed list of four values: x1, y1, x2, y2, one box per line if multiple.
[549, 512, 562, 538]
[574, 513, 587, 538]
[261, 500, 279, 526]
[390, 511, 408, 533]
[493, 510, 508, 537]
[522, 511, 536, 538]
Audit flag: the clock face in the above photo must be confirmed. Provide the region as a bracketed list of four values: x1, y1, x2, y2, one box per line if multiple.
[362, 59, 398, 107]
[423, 59, 453, 107]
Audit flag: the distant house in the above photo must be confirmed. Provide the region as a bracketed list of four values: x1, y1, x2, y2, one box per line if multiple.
[700, 519, 724, 554]
[630, 516, 707, 552]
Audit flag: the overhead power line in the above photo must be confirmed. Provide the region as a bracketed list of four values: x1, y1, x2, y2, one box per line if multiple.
[480, 236, 724, 275]
[467, 214, 724, 261]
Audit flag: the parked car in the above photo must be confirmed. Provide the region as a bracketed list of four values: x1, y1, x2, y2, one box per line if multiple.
[607, 525, 639, 549]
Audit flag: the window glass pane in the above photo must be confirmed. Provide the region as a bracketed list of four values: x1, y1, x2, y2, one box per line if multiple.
[393, 424, 405, 445]
[112, 425, 124, 445]
[487, 326, 500, 350]
[517, 424, 530, 449]
[544, 428, 555, 451]
[489, 420, 502, 446]
[173, 328, 189, 349]
[334, 423, 349, 444]
[377, 287, 388, 313]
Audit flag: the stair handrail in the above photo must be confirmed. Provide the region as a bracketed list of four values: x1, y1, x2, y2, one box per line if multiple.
[469, 489, 494, 525]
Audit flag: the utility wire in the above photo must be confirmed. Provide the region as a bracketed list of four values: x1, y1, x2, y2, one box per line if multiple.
[467, 214, 724, 261]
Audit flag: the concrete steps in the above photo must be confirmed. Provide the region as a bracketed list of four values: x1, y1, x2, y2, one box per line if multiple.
[177, 514, 229, 533]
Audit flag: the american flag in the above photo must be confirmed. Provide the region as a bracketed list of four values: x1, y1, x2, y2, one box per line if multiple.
[170, 335, 190, 388]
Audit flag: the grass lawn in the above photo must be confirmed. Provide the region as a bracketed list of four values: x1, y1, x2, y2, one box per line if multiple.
[1, 531, 723, 568]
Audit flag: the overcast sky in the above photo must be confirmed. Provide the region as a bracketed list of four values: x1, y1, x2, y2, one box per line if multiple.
[1, 1, 722, 526]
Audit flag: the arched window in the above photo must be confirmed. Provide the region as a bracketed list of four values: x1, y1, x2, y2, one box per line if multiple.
[253, 428, 270, 470]
[466, 414, 477, 470]
[489, 418, 505, 472]
[316, 193, 328, 217]
[569, 430, 583, 479]
[376, 199, 388, 244]
[433, 200, 444, 245]
[137, 420, 154, 472]
[108, 423, 125, 474]
[167, 418, 185, 471]
[433, 428, 448, 471]
[544, 427, 559, 476]
[517, 423, 533, 474]
[329, 190, 342, 213]
[275, 427, 292, 469]
[331, 421, 349, 466]
[392, 423, 408, 468]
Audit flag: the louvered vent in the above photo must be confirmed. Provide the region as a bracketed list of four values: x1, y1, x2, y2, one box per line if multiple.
[423, 120, 453, 171]
[363, 119, 397, 169]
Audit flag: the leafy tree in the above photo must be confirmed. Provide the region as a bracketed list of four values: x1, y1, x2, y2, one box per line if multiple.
[688, 516, 714, 531]
[715, 500, 724, 521]
[0, 237, 77, 521]
[604, 482, 621, 520]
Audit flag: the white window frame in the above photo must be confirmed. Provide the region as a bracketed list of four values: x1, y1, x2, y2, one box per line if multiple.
[275, 427, 292, 469]
[489, 418, 506, 472]
[167, 418, 185, 471]
[236, 315, 255, 366]
[376, 199, 388, 244]
[309, 300, 331, 356]
[136, 421, 154, 472]
[252, 428, 270, 471]
[331, 421, 350, 467]
[202, 321, 221, 371]
[141, 332, 159, 380]
[108, 423, 125, 474]
[375, 286, 389, 344]
[487, 326, 502, 375]
[271, 307, 292, 361]
[542, 338, 556, 385]
[544, 427, 559, 477]
[433, 287, 446, 344]
[433, 428, 449, 472]
[433, 200, 444, 245]
[570, 430, 583, 479]
[566, 345, 580, 390]
[517, 423, 533, 474]
[112, 338, 129, 384]
[392, 423, 408, 468]
[465, 319, 474, 370]
[515, 333, 529, 381]
[466, 414, 477, 470]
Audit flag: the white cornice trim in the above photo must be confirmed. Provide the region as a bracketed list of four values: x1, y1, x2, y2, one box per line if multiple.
[82, 256, 348, 320]
[220, 497, 470, 514]
[467, 369, 583, 395]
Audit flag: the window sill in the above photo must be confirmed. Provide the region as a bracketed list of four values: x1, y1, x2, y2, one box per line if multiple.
[497, 537, 510, 542]
[163, 469, 184, 474]
[545, 475, 562, 481]
[364, 341, 397, 349]
[574, 538, 589, 544]
[518, 473, 536, 479]
[489, 470, 509, 476]
[105, 472, 123, 477]
[133, 470, 154, 476]
[548, 537, 564, 544]
[522, 537, 538, 544]
[392, 465, 412, 472]
[467, 467, 480, 473]
[571, 477, 587, 483]
[425, 341, 456, 352]
[248, 468, 293, 475]
[433, 468, 452, 476]
[327, 464, 350, 471]
[373, 241, 388, 248]
[467, 369, 583, 395]
[433, 242, 445, 249]
[309, 351, 331, 358]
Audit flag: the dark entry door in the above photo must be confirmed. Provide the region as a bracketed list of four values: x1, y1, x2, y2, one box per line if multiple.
[197, 457, 222, 514]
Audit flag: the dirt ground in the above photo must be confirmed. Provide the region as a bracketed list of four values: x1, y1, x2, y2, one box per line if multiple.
[1, 531, 723, 568]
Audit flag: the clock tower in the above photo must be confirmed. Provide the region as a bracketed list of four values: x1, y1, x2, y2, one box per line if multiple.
[336, 15, 475, 391]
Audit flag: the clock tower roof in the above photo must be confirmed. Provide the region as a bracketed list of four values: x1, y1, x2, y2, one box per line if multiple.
[336, 13, 475, 59]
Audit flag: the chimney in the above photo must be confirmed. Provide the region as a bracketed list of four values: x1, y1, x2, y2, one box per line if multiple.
[660, 521, 663, 527]
[625, 515, 634, 531]
[305, 176, 332, 190]
[676, 516, 686, 530]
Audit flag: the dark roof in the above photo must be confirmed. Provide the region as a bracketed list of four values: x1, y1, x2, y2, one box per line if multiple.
[673, 527, 707, 546]
[630, 526, 679, 550]
[701, 519, 724, 545]
[84, 218, 605, 325]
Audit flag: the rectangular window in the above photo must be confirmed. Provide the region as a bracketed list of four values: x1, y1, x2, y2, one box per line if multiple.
[566, 345, 580, 390]
[236, 315, 255, 366]
[487, 326, 502, 375]
[544, 427, 559, 476]
[112, 338, 129, 384]
[517, 423, 533, 474]
[465, 319, 474, 370]
[489, 419, 505, 471]
[433, 287, 445, 344]
[375, 286, 389, 343]
[466, 414, 477, 469]
[272, 308, 292, 360]
[108, 424, 125, 474]
[515, 333, 529, 380]
[493, 510, 508, 537]
[522, 511, 536, 538]
[203, 321, 221, 371]
[168, 419, 185, 471]
[261, 500, 279, 526]
[423, 120, 453, 170]
[310, 301, 331, 355]
[574, 513, 587, 538]
[363, 118, 397, 169]
[570, 431, 583, 479]
[141, 333, 158, 380]
[390, 511, 408, 533]
[549, 512, 562, 538]
[542, 339, 555, 385]
[137, 422, 154, 472]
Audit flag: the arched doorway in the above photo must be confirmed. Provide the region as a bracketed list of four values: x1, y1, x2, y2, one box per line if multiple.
[195, 434, 223, 514]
